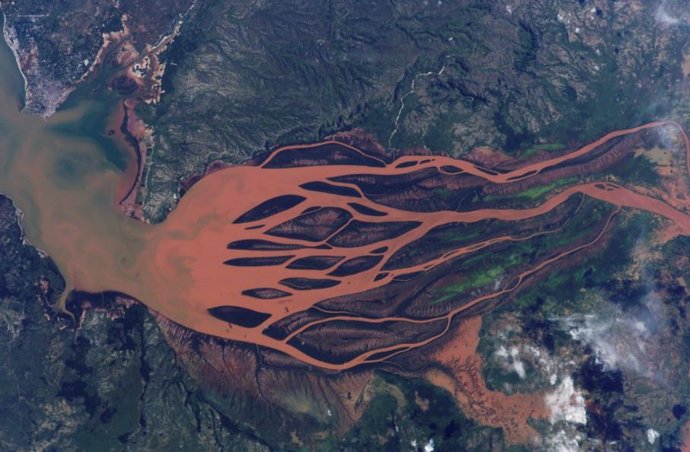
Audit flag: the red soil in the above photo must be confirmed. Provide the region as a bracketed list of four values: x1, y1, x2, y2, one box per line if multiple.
[683, 421, 690, 452]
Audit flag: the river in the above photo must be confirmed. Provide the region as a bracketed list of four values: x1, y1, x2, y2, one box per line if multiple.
[1, 26, 689, 370]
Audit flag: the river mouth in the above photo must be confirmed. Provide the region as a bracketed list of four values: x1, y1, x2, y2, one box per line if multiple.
[1, 26, 690, 371]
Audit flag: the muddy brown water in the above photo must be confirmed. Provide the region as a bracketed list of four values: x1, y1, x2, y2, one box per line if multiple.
[1, 36, 690, 370]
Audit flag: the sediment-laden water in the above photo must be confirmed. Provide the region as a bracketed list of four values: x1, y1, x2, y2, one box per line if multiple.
[1, 28, 689, 370]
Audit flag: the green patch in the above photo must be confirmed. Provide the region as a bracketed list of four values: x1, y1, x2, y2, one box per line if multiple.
[520, 142, 565, 159]
[433, 199, 613, 307]
[484, 177, 578, 203]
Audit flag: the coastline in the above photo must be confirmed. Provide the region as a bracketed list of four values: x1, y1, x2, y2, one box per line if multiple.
[1, 10, 74, 118]
[109, 98, 149, 220]
[1, 10, 28, 110]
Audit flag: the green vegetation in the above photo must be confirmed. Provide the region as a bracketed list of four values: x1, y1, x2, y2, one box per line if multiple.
[128, 0, 690, 221]
[520, 142, 565, 158]
[340, 374, 520, 452]
[509, 208, 649, 315]
[518, 178, 576, 200]
[439, 265, 505, 301]
[483, 177, 579, 204]
[433, 199, 613, 306]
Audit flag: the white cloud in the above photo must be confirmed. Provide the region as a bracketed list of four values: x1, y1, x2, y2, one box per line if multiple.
[646, 428, 659, 445]
[495, 345, 527, 379]
[560, 286, 666, 381]
[655, 1, 689, 28]
[545, 376, 587, 425]
[656, 6, 680, 26]
[544, 430, 584, 452]
[565, 312, 648, 373]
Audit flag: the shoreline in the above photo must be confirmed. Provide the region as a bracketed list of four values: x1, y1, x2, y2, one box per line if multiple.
[1, 10, 75, 118]
[109, 98, 148, 220]
[1, 10, 28, 110]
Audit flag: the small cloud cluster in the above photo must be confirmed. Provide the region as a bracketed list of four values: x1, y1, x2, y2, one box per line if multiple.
[646, 428, 659, 445]
[544, 429, 585, 452]
[564, 312, 650, 374]
[545, 376, 587, 425]
[494, 345, 526, 379]
[542, 377, 587, 452]
[656, 7, 680, 26]
[492, 340, 567, 388]
[655, 1, 688, 27]
[559, 287, 665, 381]
[656, 124, 684, 152]
[486, 325, 587, 448]
[409, 438, 435, 452]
